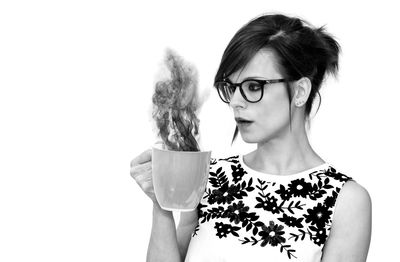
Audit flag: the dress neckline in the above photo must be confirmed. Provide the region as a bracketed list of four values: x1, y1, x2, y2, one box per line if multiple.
[238, 154, 330, 179]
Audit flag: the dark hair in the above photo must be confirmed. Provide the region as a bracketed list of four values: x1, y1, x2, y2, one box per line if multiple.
[214, 14, 341, 145]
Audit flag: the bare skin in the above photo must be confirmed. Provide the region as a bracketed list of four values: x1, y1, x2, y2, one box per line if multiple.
[130, 48, 371, 261]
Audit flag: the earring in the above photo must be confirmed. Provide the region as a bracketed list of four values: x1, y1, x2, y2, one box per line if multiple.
[296, 100, 304, 107]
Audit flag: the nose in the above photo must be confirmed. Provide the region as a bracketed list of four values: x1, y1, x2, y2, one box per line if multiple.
[229, 86, 247, 109]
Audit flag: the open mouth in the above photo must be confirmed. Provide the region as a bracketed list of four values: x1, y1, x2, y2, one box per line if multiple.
[235, 118, 253, 126]
[237, 120, 253, 124]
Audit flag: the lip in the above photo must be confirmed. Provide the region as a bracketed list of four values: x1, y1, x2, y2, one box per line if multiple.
[235, 117, 253, 123]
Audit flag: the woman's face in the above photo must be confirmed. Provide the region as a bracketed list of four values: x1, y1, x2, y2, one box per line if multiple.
[228, 48, 293, 144]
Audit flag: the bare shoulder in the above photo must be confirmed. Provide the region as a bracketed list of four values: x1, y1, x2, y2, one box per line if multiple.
[332, 180, 372, 232]
[336, 180, 372, 217]
[322, 180, 372, 261]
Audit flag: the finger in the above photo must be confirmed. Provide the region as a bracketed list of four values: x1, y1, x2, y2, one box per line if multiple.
[132, 170, 153, 184]
[141, 180, 153, 192]
[131, 148, 152, 167]
[140, 180, 156, 197]
[130, 162, 152, 179]
[142, 180, 157, 202]
[130, 161, 152, 175]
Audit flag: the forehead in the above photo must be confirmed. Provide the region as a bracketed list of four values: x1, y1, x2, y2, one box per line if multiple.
[229, 48, 283, 82]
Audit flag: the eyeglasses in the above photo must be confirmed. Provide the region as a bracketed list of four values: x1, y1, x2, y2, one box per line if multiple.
[215, 78, 286, 103]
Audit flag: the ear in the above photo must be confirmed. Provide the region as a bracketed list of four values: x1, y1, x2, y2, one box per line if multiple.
[293, 77, 312, 107]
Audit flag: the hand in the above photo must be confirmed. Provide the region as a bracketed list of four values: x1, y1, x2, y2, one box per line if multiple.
[130, 149, 158, 204]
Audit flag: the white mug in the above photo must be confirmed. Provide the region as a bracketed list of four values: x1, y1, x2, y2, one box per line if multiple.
[152, 143, 211, 212]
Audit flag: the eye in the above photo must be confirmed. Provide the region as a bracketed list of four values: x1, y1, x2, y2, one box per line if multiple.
[245, 80, 263, 92]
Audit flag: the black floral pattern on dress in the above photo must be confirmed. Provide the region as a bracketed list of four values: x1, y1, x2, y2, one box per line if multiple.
[208, 182, 238, 205]
[207, 166, 236, 205]
[310, 226, 328, 246]
[306, 177, 335, 201]
[194, 155, 353, 260]
[220, 156, 240, 164]
[288, 178, 313, 198]
[222, 201, 250, 224]
[214, 222, 241, 238]
[255, 179, 283, 214]
[304, 202, 332, 228]
[326, 167, 349, 182]
[206, 166, 254, 205]
[231, 164, 247, 183]
[255, 195, 281, 214]
[259, 220, 286, 247]
[323, 191, 338, 208]
[278, 213, 304, 228]
[210, 158, 217, 166]
[275, 184, 293, 201]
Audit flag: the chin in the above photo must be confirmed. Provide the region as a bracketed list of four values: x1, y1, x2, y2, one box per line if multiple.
[240, 134, 264, 144]
[240, 130, 274, 144]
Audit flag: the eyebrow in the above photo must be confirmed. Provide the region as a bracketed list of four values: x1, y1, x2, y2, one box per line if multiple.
[227, 76, 268, 82]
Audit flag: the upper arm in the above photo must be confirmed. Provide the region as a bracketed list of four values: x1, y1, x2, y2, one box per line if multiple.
[176, 210, 198, 259]
[321, 180, 372, 262]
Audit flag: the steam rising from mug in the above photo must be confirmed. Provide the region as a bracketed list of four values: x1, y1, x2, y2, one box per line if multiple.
[152, 49, 204, 151]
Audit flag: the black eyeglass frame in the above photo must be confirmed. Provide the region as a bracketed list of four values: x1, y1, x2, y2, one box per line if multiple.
[215, 78, 287, 103]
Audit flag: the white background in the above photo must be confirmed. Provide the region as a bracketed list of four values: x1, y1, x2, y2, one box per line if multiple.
[1, 0, 399, 261]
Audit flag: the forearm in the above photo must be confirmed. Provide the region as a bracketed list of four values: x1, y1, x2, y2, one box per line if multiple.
[146, 203, 181, 262]
[176, 229, 192, 259]
[176, 210, 198, 259]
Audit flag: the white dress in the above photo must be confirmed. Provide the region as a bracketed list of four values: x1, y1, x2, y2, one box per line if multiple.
[185, 155, 353, 261]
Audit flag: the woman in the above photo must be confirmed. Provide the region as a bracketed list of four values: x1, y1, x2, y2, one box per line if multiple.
[130, 13, 372, 261]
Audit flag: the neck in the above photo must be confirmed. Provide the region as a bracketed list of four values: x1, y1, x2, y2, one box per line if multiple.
[249, 120, 324, 176]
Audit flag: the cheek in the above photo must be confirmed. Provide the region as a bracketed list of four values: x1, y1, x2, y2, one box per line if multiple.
[259, 93, 290, 117]
[254, 95, 291, 130]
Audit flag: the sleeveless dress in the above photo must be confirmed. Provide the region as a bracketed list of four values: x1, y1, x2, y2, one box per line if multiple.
[185, 155, 353, 262]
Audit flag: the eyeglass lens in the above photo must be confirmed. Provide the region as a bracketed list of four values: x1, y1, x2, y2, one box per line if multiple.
[217, 80, 263, 102]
